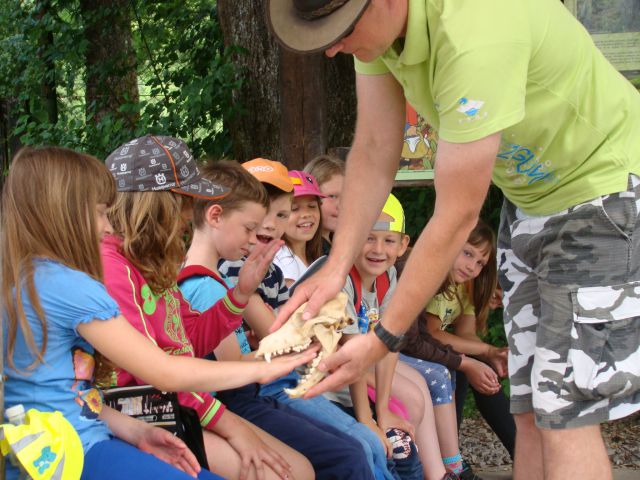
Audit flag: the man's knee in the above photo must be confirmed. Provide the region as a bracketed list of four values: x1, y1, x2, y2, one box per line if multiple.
[514, 411, 537, 433]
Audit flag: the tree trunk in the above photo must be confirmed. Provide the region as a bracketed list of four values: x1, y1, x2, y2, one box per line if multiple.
[36, 0, 58, 125]
[218, 0, 282, 162]
[217, 0, 357, 168]
[79, 0, 139, 129]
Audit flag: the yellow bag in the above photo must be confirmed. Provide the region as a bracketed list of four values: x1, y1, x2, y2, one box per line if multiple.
[0, 409, 83, 479]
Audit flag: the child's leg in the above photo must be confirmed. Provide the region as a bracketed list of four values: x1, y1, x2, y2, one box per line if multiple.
[470, 381, 516, 459]
[219, 389, 373, 480]
[266, 389, 397, 480]
[390, 363, 447, 480]
[83, 437, 223, 480]
[203, 423, 313, 480]
[399, 355, 462, 471]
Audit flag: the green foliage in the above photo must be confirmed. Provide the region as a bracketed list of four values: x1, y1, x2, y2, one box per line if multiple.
[0, 0, 242, 160]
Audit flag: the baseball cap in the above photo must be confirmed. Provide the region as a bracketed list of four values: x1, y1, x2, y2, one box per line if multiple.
[242, 158, 294, 192]
[106, 135, 229, 199]
[373, 193, 405, 234]
[266, 0, 370, 54]
[289, 170, 327, 198]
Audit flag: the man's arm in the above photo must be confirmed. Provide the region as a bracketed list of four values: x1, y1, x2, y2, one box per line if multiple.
[303, 132, 500, 398]
[275, 72, 406, 326]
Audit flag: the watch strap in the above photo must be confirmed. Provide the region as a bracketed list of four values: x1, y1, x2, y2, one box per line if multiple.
[373, 321, 406, 352]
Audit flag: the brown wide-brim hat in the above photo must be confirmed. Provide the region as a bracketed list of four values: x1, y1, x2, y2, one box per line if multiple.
[267, 0, 371, 54]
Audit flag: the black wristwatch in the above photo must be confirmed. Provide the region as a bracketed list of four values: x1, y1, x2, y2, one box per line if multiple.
[373, 322, 406, 352]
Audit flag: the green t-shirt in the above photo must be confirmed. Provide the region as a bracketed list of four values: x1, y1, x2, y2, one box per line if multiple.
[426, 284, 474, 331]
[355, 0, 640, 215]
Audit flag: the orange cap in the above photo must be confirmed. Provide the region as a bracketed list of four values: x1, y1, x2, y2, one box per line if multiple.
[242, 158, 294, 193]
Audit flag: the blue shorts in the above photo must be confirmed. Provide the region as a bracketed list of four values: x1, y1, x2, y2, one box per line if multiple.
[82, 438, 222, 480]
[399, 354, 455, 405]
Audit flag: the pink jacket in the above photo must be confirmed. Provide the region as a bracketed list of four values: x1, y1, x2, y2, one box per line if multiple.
[101, 235, 245, 429]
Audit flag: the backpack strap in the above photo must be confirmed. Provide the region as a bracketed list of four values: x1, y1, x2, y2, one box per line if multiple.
[177, 265, 228, 290]
[348, 265, 363, 310]
[348, 265, 391, 310]
[375, 270, 391, 306]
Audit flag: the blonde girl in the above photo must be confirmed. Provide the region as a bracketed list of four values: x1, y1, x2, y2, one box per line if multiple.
[1, 146, 312, 480]
[303, 155, 345, 252]
[273, 170, 326, 286]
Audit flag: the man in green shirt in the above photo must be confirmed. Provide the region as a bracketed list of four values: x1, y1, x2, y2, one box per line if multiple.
[268, 1, 640, 479]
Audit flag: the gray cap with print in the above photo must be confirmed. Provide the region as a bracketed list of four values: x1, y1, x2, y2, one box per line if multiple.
[106, 135, 229, 199]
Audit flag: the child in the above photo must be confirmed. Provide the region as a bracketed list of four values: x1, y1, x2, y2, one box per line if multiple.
[326, 193, 460, 480]
[273, 171, 325, 286]
[102, 135, 315, 480]
[397, 250, 493, 480]
[303, 154, 345, 254]
[220, 158, 399, 480]
[179, 159, 373, 480]
[423, 221, 516, 459]
[1, 146, 312, 480]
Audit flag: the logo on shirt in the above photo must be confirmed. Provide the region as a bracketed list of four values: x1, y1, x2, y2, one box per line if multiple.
[456, 97, 488, 123]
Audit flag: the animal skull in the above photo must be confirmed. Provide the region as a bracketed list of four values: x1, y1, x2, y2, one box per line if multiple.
[256, 292, 353, 398]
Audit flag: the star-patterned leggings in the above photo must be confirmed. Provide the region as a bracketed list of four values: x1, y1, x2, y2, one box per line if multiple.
[399, 354, 455, 405]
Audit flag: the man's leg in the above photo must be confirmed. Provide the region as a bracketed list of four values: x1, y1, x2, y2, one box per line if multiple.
[539, 424, 611, 480]
[498, 199, 543, 479]
[512, 412, 543, 480]
[509, 178, 640, 479]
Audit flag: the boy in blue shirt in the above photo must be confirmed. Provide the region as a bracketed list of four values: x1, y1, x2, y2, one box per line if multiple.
[178, 159, 373, 480]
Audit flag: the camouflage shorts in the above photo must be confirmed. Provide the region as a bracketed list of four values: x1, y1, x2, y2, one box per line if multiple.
[498, 175, 640, 429]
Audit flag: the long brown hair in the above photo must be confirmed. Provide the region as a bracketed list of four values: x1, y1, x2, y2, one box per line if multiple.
[439, 220, 497, 333]
[1, 146, 115, 371]
[108, 191, 189, 294]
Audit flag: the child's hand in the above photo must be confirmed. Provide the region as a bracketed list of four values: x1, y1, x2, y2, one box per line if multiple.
[375, 407, 415, 442]
[363, 419, 392, 459]
[486, 345, 509, 378]
[255, 344, 320, 384]
[488, 287, 504, 310]
[222, 413, 292, 480]
[137, 425, 201, 478]
[460, 355, 500, 395]
[234, 239, 283, 304]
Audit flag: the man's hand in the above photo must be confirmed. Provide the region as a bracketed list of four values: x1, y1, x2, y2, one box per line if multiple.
[303, 333, 388, 398]
[272, 261, 347, 331]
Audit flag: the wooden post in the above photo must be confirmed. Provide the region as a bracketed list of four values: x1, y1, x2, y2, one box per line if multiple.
[279, 49, 326, 170]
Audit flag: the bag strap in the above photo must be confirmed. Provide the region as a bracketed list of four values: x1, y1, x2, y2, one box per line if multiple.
[348, 265, 391, 309]
[348, 265, 363, 310]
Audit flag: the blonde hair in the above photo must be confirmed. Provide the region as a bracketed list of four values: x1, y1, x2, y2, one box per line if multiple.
[304, 154, 345, 186]
[1, 146, 115, 371]
[192, 160, 269, 230]
[439, 220, 497, 333]
[108, 191, 189, 294]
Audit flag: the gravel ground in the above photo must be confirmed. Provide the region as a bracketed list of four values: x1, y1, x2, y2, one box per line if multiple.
[459, 412, 640, 471]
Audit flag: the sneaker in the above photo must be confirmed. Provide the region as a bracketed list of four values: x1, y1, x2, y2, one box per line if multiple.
[458, 460, 483, 480]
[441, 473, 460, 480]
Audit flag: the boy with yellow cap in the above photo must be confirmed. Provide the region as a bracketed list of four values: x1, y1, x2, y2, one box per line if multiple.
[324, 194, 462, 480]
